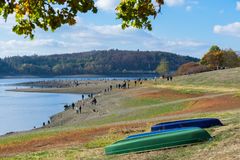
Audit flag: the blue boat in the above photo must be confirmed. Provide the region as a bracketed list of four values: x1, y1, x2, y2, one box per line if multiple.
[151, 118, 223, 132]
[127, 127, 197, 139]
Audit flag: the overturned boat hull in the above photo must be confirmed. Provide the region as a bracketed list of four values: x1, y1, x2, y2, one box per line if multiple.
[126, 127, 196, 139]
[151, 118, 223, 131]
[105, 127, 211, 155]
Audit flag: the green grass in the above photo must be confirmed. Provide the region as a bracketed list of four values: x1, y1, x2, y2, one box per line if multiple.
[120, 103, 187, 121]
[123, 97, 165, 108]
[3, 147, 85, 160]
[154, 67, 240, 93]
[84, 134, 125, 149]
[2, 111, 239, 160]
[173, 67, 240, 88]
[0, 129, 61, 146]
[76, 102, 187, 128]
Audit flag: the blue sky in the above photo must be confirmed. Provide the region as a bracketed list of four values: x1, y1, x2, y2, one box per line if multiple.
[0, 0, 240, 58]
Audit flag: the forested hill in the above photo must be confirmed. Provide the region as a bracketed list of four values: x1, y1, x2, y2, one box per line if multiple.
[1, 50, 199, 76]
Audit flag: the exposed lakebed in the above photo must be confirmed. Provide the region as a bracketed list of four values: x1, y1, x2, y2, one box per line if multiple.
[0, 76, 152, 135]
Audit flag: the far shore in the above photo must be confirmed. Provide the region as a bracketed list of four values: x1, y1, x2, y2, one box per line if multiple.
[6, 79, 134, 94]
[0, 73, 157, 79]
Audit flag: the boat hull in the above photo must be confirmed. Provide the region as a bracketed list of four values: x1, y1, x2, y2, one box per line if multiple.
[127, 127, 196, 139]
[151, 118, 223, 132]
[105, 127, 211, 155]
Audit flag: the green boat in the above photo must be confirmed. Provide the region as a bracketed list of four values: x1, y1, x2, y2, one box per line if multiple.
[105, 127, 211, 155]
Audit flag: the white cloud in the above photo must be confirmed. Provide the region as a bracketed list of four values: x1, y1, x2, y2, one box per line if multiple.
[185, 5, 192, 11]
[236, 1, 240, 11]
[0, 15, 16, 30]
[0, 39, 75, 57]
[95, 0, 119, 11]
[0, 39, 70, 49]
[91, 24, 135, 35]
[61, 23, 207, 57]
[165, 0, 198, 12]
[165, 0, 185, 7]
[213, 22, 240, 38]
[0, 21, 208, 58]
[165, 40, 204, 47]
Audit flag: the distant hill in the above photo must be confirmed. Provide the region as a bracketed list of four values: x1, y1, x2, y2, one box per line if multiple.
[0, 50, 199, 76]
[0, 59, 16, 75]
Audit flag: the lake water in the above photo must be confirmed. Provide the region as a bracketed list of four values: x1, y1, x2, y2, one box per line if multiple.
[0, 78, 84, 136]
[0, 76, 154, 135]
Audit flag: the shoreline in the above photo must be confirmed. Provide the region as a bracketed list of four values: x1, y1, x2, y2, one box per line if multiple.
[7, 88, 102, 94]
[3, 79, 141, 136]
[7, 80, 128, 94]
[0, 73, 157, 79]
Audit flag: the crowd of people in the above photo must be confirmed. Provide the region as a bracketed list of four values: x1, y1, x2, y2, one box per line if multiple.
[162, 75, 173, 81]
[40, 78, 152, 128]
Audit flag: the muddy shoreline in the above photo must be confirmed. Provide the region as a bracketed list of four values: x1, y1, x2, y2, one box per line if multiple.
[7, 80, 129, 94]
[5, 79, 146, 132]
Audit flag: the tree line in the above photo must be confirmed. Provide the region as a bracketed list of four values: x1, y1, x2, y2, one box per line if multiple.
[0, 50, 198, 76]
[175, 45, 240, 75]
[201, 45, 240, 69]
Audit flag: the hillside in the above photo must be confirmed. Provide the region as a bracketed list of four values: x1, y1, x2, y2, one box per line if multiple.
[0, 59, 16, 75]
[0, 68, 239, 159]
[157, 67, 240, 92]
[1, 50, 199, 76]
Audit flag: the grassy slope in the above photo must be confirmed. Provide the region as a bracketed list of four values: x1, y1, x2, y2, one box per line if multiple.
[1, 68, 240, 159]
[153, 67, 240, 93]
[2, 111, 240, 160]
